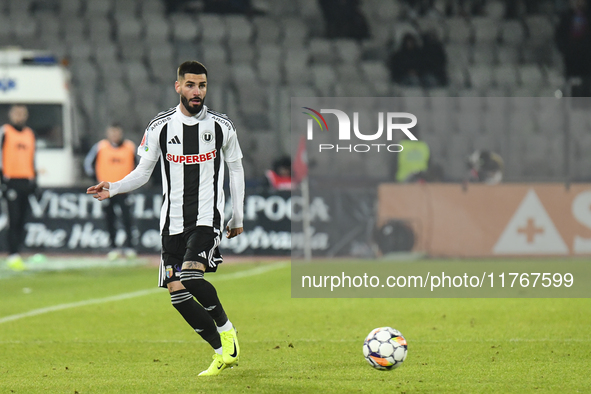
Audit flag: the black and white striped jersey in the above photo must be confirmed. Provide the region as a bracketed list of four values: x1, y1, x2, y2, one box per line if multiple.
[138, 105, 243, 236]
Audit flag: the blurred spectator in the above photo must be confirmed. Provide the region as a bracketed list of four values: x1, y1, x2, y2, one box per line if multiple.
[555, 0, 591, 80]
[318, 0, 370, 39]
[265, 156, 292, 191]
[84, 124, 137, 259]
[387, 33, 447, 87]
[387, 34, 426, 86]
[421, 29, 448, 87]
[467, 150, 504, 184]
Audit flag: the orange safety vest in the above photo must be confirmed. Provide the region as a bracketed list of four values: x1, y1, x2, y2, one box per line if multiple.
[95, 139, 136, 183]
[2, 124, 36, 179]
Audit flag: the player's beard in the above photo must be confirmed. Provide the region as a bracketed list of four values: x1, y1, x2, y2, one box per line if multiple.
[181, 95, 205, 115]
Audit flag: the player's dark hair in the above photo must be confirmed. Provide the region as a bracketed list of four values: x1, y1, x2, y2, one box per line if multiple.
[177, 61, 208, 79]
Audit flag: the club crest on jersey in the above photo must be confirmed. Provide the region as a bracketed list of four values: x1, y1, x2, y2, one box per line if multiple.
[201, 131, 214, 144]
[165, 266, 173, 278]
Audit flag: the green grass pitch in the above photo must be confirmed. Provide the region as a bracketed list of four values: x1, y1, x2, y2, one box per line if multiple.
[0, 259, 590, 393]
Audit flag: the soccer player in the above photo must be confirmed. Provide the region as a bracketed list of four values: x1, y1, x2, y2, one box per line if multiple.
[87, 61, 244, 377]
[0, 104, 37, 271]
[84, 124, 137, 259]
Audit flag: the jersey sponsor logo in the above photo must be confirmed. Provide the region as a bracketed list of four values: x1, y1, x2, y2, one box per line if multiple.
[168, 135, 181, 144]
[166, 149, 217, 164]
[201, 131, 214, 144]
[211, 115, 232, 130]
[149, 116, 172, 131]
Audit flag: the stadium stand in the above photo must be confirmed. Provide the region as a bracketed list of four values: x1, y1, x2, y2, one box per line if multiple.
[0, 0, 585, 182]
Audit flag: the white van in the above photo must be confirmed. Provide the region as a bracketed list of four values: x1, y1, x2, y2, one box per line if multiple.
[0, 48, 77, 187]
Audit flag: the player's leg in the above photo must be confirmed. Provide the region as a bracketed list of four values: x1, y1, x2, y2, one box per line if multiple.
[5, 181, 26, 270]
[180, 227, 239, 366]
[117, 195, 136, 257]
[104, 196, 118, 251]
[161, 234, 226, 376]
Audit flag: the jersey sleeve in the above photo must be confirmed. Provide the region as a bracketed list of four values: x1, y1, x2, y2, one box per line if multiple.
[222, 126, 243, 163]
[137, 125, 161, 161]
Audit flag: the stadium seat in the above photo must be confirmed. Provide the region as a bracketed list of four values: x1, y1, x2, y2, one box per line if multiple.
[448, 65, 468, 88]
[85, 0, 113, 17]
[226, 15, 254, 44]
[494, 65, 518, 89]
[114, 0, 138, 16]
[144, 16, 170, 43]
[311, 65, 337, 96]
[415, 17, 446, 41]
[202, 46, 228, 64]
[93, 43, 119, 64]
[468, 65, 494, 89]
[484, 0, 505, 20]
[257, 60, 283, 84]
[333, 39, 361, 64]
[62, 18, 87, 44]
[446, 43, 471, 69]
[57, 0, 81, 17]
[231, 63, 258, 85]
[471, 17, 499, 44]
[69, 42, 92, 62]
[258, 44, 282, 64]
[446, 17, 472, 44]
[253, 17, 281, 45]
[525, 15, 554, 46]
[228, 42, 256, 64]
[88, 17, 113, 44]
[170, 14, 200, 42]
[336, 64, 362, 82]
[360, 61, 390, 84]
[374, 0, 402, 23]
[334, 82, 373, 97]
[282, 17, 308, 47]
[199, 14, 227, 43]
[499, 20, 526, 46]
[119, 39, 147, 61]
[140, 0, 166, 18]
[519, 65, 545, 87]
[309, 38, 335, 64]
[471, 44, 497, 65]
[496, 45, 520, 65]
[115, 16, 144, 42]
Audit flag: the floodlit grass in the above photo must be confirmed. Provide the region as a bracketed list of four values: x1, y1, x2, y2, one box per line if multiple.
[0, 260, 590, 393]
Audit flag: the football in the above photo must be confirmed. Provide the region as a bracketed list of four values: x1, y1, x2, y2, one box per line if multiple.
[363, 327, 407, 370]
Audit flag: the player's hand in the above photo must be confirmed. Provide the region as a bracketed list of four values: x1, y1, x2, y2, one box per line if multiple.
[226, 226, 243, 239]
[87, 181, 111, 201]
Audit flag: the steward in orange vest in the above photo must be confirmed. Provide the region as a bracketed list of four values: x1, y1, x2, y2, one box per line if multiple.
[0, 105, 37, 268]
[84, 124, 137, 254]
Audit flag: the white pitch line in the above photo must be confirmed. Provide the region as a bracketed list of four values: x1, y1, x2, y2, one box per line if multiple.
[0, 261, 289, 325]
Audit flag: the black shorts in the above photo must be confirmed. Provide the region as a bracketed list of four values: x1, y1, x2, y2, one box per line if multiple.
[158, 226, 223, 288]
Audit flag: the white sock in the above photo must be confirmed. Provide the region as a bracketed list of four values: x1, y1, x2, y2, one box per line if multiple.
[217, 320, 233, 333]
[214, 347, 223, 355]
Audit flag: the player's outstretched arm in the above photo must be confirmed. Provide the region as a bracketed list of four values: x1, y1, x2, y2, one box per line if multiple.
[87, 181, 111, 201]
